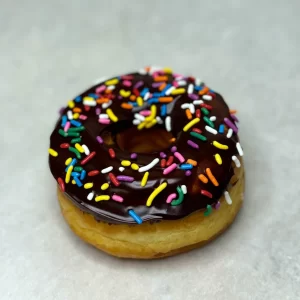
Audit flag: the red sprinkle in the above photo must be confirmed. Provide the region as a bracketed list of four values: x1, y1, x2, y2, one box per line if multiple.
[57, 178, 65, 192]
[161, 159, 166, 168]
[207, 91, 216, 98]
[81, 151, 96, 165]
[192, 128, 202, 134]
[196, 109, 201, 118]
[166, 156, 174, 167]
[121, 75, 134, 80]
[201, 190, 213, 198]
[109, 172, 120, 186]
[84, 105, 91, 112]
[60, 143, 70, 149]
[133, 88, 140, 96]
[108, 148, 116, 158]
[88, 170, 100, 177]
[200, 103, 213, 110]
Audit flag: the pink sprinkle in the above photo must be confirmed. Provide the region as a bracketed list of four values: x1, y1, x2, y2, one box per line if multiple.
[171, 146, 177, 153]
[160, 152, 166, 158]
[79, 114, 87, 120]
[215, 201, 221, 210]
[96, 107, 101, 115]
[187, 140, 199, 149]
[96, 85, 106, 94]
[230, 114, 239, 122]
[166, 193, 177, 204]
[163, 163, 177, 175]
[64, 121, 70, 132]
[174, 152, 185, 163]
[134, 81, 144, 89]
[224, 118, 238, 134]
[173, 81, 179, 88]
[185, 170, 192, 176]
[140, 110, 151, 116]
[112, 195, 124, 202]
[96, 136, 103, 144]
[99, 118, 110, 124]
[123, 80, 132, 87]
[188, 94, 199, 100]
[174, 73, 184, 78]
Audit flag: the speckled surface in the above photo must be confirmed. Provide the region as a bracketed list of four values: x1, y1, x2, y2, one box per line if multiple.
[1, 0, 300, 299]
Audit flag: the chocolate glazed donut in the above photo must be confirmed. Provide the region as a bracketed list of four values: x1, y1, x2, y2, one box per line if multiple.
[49, 67, 243, 225]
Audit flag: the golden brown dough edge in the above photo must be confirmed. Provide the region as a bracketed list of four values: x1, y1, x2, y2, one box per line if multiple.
[57, 164, 244, 259]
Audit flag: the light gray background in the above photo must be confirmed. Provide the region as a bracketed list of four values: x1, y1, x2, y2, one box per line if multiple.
[1, 0, 299, 299]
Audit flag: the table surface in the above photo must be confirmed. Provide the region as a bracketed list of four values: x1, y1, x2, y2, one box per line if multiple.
[1, 0, 300, 299]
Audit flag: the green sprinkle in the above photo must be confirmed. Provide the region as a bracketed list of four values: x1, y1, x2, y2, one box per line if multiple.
[68, 126, 85, 132]
[201, 107, 209, 116]
[58, 129, 68, 137]
[68, 147, 81, 159]
[67, 131, 80, 137]
[71, 137, 82, 144]
[204, 205, 213, 216]
[190, 131, 207, 141]
[74, 166, 83, 172]
[203, 116, 214, 128]
[171, 186, 184, 206]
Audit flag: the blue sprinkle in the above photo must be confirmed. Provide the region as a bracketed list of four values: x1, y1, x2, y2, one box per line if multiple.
[88, 93, 98, 99]
[209, 89, 215, 93]
[73, 176, 83, 187]
[70, 120, 82, 127]
[128, 101, 138, 107]
[70, 158, 77, 166]
[219, 124, 225, 134]
[161, 104, 167, 117]
[128, 209, 143, 224]
[74, 96, 82, 103]
[71, 172, 80, 177]
[161, 84, 172, 94]
[148, 98, 159, 104]
[140, 88, 149, 97]
[80, 170, 86, 181]
[179, 164, 193, 170]
[152, 92, 163, 97]
[61, 115, 67, 127]
[194, 86, 202, 91]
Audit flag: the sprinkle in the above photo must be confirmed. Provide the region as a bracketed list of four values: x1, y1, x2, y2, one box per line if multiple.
[128, 209, 143, 224]
[165, 86, 175, 95]
[203, 116, 214, 128]
[74, 166, 82, 172]
[119, 167, 125, 172]
[187, 140, 199, 149]
[65, 157, 72, 165]
[82, 144, 90, 155]
[136, 96, 144, 106]
[215, 154, 222, 165]
[161, 159, 166, 168]
[186, 159, 197, 167]
[196, 109, 201, 118]
[190, 131, 207, 141]
[130, 153, 137, 160]
[84, 182, 93, 189]
[189, 104, 195, 114]
[66, 131, 80, 137]
[174, 152, 185, 163]
[121, 103, 133, 109]
[70, 158, 77, 166]
[224, 118, 238, 133]
[141, 171, 149, 187]
[99, 114, 109, 119]
[188, 84, 194, 94]
[81, 151, 96, 165]
[65, 165, 73, 184]
[210, 116, 216, 121]
[232, 155, 241, 167]
[201, 107, 209, 115]
[186, 109, 192, 120]
[79, 114, 88, 120]
[139, 158, 159, 173]
[200, 103, 213, 110]
[236, 142, 244, 156]
[131, 163, 139, 171]
[108, 148, 115, 159]
[102, 101, 112, 109]
[68, 147, 81, 159]
[198, 174, 208, 183]
[134, 113, 145, 122]
[101, 183, 109, 190]
[165, 116, 172, 132]
[71, 138, 81, 144]
[95, 195, 110, 202]
[48, 148, 58, 157]
[166, 156, 174, 166]
[120, 89, 131, 98]
[192, 128, 202, 133]
[101, 166, 113, 174]
[88, 170, 99, 176]
[229, 109, 237, 114]
[61, 115, 67, 127]
[205, 126, 218, 135]
[171, 146, 177, 152]
[199, 86, 209, 95]
[87, 192, 94, 201]
[73, 176, 83, 187]
[202, 95, 212, 101]
[227, 128, 233, 138]
[109, 172, 120, 186]
[206, 168, 219, 186]
[185, 170, 192, 176]
[121, 160, 131, 167]
[215, 201, 221, 210]
[145, 119, 157, 128]
[70, 120, 82, 127]
[116, 175, 134, 182]
[133, 119, 141, 125]
[159, 97, 173, 103]
[193, 100, 204, 105]
[106, 108, 118, 122]
[219, 124, 225, 134]
[204, 205, 213, 216]
[96, 136, 103, 144]
[163, 163, 177, 175]
[183, 118, 200, 132]
[75, 143, 84, 153]
[231, 114, 239, 122]
[80, 170, 86, 180]
[67, 110, 73, 120]
[224, 191, 232, 205]
[171, 88, 186, 95]
[64, 121, 71, 132]
[57, 178, 65, 192]
[201, 190, 212, 198]
[105, 78, 119, 85]
[181, 185, 187, 194]
[146, 182, 168, 206]
[58, 129, 68, 137]
[112, 195, 124, 202]
[213, 141, 229, 150]
[68, 126, 85, 132]
[160, 152, 167, 158]
[171, 186, 184, 206]
[179, 164, 193, 170]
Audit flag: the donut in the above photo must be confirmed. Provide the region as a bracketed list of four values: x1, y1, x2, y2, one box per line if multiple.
[48, 66, 245, 259]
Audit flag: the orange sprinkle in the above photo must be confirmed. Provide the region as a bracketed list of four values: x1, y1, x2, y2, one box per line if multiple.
[105, 89, 112, 94]
[198, 174, 208, 184]
[229, 109, 237, 114]
[199, 86, 209, 95]
[154, 76, 168, 82]
[145, 66, 151, 72]
[159, 82, 167, 91]
[185, 109, 192, 120]
[159, 97, 173, 103]
[73, 107, 82, 113]
[170, 138, 176, 143]
[130, 95, 136, 101]
[206, 168, 219, 186]
[96, 98, 110, 104]
[187, 159, 197, 166]
[121, 103, 133, 109]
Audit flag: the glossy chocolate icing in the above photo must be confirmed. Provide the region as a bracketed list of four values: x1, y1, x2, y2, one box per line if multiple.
[49, 70, 240, 224]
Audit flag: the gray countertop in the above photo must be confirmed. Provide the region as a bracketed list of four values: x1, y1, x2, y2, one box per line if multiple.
[1, 0, 300, 299]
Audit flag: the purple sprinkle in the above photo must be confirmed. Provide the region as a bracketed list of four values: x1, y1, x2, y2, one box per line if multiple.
[171, 146, 177, 153]
[96, 107, 101, 115]
[230, 114, 239, 122]
[118, 95, 122, 100]
[160, 152, 167, 158]
[215, 201, 221, 210]
[59, 107, 65, 115]
[185, 170, 192, 176]
[96, 136, 103, 144]
[188, 94, 199, 100]
[134, 81, 144, 89]
[152, 82, 162, 88]
[187, 140, 199, 149]
[224, 118, 238, 134]
[116, 176, 134, 182]
[130, 153, 137, 159]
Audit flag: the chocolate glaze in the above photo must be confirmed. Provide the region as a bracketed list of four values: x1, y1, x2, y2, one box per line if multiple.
[49, 71, 239, 224]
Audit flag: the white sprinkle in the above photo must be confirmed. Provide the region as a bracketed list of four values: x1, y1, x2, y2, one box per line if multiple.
[177, 80, 187, 86]
[99, 114, 109, 119]
[82, 144, 90, 155]
[165, 116, 172, 132]
[87, 192, 94, 201]
[138, 158, 159, 173]
[189, 104, 195, 114]
[227, 128, 233, 138]
[203, 95, 212, 101]
[144, 92, 151, 101]
[181, 185, 187, 194]
[67, 110, 73, 120]
[188, 84, 194, 94]
[165, 86, 175, 96]
[101, 166, 113, 174]
[83, 100, 97, 106]
[149, 66, 163, 74]
[181, 103, 190, 109]
[139, 68, 147, 75]
[107, 85, 115, 90]
[134, 113, 145, 121]
[232, 156, 241, 168]
[133, 119, 141, 125]
[236, 142, 244, 156]
[102, 100, 112, 109]
[195, 78, 203, 86]
[224, 191, 232, 205]
[119, 167, 125, 172]
[210, 116, 216, 121]
[175, 75, 185, 81]
[93, 77, 107, 84]
[205, 126, 218, 135]
[193, 100, 204, 106]
[156, 116, 163, 124]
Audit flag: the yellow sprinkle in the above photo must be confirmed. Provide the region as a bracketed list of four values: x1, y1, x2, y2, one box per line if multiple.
[120, 89, 131, 97]
[83, 96, 95, 102]
[73, 113, 80, 119]
[183, 118, 200, 132]
[213, 141, 229, 150]
[95, 195, 110, 202]
[215, 154, 222, 165]
[72, 179, 76, 185]
[137, 96, 144, 106]
[145, 105, 157, 122]
[65, 157, 72, 166]
[105, 78, 119, 85]
[68, 100, 75, 109]
[131, 163, 139, 171]
[145, 119, 157, 128]
[106, 108, 118, 122]
[171, 88, 186, 95]
[121, 160, 131, 167]
[101, 183, 109, 190]
[137, 121, 146, 130]
[84, 183, 93, 189]
[146, 182, 168, 207]
[141, 172, 149, 187]
[75, 143, 84, 153]
[65, 165, 73, 184]
[163, 67, 173, 74]
[48, 148, 58, 157]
